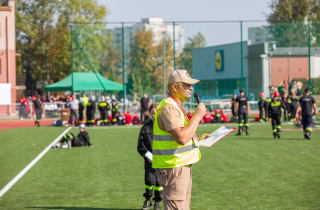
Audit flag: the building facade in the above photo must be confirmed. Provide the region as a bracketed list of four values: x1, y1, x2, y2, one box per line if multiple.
[193, 41, 320, 100]
[0, 0, 16, 115]
[248, 26, 273, 45]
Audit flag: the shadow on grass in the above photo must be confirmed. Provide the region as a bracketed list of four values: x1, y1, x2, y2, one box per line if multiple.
[26, 207, 139, 210]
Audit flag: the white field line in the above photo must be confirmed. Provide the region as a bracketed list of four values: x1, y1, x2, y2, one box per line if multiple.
[0, 127, 72, 199]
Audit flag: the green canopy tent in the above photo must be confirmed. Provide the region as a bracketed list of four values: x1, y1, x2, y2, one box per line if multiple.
[44, 72, 125, 92]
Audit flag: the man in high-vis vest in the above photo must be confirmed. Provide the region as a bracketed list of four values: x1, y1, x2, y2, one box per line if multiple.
[153, 70, 210, 210]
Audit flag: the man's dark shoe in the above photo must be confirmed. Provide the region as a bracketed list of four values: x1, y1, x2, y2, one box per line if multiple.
[246, 132, 249, 136]
[141, 199, 152, 210]
[235, 132, 242, 136]
[273, 134, 277, 139]
[153, 202, 161, 210]
[305, 133, 311, 140]
[277, 134, 280, 139]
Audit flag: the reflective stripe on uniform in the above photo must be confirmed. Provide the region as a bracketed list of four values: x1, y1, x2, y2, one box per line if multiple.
[277, 125, 281, 129]
[153, 135, 174, 141]
[244, 123, 249, 126]
[273, 129, 277, 132]
[153, 144, 196, 156]
[239, 123, 243, 126]
[145, 185, 153, 190]
[306, 127, 313, 131]
[154, 186, 163, 191]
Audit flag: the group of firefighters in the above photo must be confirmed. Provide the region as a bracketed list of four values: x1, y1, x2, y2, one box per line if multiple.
[231, 88, 317, 139]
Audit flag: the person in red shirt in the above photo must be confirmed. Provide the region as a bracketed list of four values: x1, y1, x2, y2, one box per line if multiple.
[220, 109, 229, 123]
[210, 110, 215, 119]
[187, 111, 193, 120]
[203, 110, 211, 123]
[124, 110, 133, 125]
[133, 112, 140, 125]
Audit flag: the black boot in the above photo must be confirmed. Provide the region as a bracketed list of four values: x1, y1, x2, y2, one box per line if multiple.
[153, 201, 161, 210]
[38, 121, 40, 127]
[141, 199, 152, 210]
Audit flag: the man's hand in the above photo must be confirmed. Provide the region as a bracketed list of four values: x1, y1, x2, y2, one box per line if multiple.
[148, 159, 152, 164]
[198, 133, 211, 141]
[194, 103, 206, 120]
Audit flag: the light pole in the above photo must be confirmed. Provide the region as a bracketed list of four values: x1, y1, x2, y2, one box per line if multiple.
[268, 41, 276, 97]
[287, 52, 291, 91]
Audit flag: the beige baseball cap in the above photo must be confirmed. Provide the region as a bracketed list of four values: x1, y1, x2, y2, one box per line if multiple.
[168, 70, 199, 84]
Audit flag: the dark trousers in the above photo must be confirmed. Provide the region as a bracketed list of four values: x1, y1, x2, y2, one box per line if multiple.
[283, 104, 290, 121]
[259, 109, 264, 121]
[70, 109, 78, 126]
[265, 108, 270, 120]
[271, 114, 281, 135]
[111, 112, 117, 125]
[59, 134, 82, 147]
[36, 109, 42, 125]
[86, 111, 95, 126]
[79, 111, 83, 124]
[232, 109, 238, 122]
[290, 106, 297, 121]
[302, 115, 313, 135]
[141, 109, 147, 122]
[100, 111, 108, 125]
[144, 161, 162, 202]
[238, 109, 249, 133]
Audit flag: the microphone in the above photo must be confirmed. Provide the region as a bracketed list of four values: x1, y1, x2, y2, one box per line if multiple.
[194, 92, 201, 104]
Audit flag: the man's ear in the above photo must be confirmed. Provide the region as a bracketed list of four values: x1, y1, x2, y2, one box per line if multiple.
[172, 83, 178, 93]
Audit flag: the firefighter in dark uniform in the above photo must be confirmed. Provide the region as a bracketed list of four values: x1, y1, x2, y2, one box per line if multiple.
[268, 91, 286, 139]
[34, 95, 45, 127]
[258, 92, 265, 122]
[290, 93, 299, 121]
[211, 109, 222, 123]
[86, 95, 96, 126]
[111, 95, 118, 125]
[264, 97, 271, 121]
[296, 88, 317, 140]
[231, 93, 238, 122]
[137, 104, 162, 210]
[281, 90, 291, 121]
[235, 89, 250, 135]
[98, 96, 110, 126]
[79, 97, 84, 124]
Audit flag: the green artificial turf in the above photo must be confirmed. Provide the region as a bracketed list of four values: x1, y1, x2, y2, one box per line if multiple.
[0, 123, 319, 210]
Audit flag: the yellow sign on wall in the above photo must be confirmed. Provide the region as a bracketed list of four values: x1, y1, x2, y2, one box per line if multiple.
[215, 50, 224, 71]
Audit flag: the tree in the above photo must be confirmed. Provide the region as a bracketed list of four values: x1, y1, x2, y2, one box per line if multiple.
[127, 27, 174, 96]
[15, 0, 108, 90]
[177, 32, 206, 76]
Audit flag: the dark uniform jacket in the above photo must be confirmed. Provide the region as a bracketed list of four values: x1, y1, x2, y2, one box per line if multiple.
[98, 101, 110, 112]
[268, 99, 286, 116]
[77, 131, 92, 146]
[79, 103, 84, 113]
[299, 95, 316, 115]
[258, 98, 265, 110]
[112, 101, 118, 113]
[264, 98, 271, 109]
[86, 100, 96, 112]
[137, 120, 153, 165]
[290, 97, 299, 109]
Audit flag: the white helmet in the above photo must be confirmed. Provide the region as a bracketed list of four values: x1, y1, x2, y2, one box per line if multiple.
[79, 124, 85, 129]
[90, 95, 96, 101]
[111, 95, 116, 100]
[101, 96, 105, 101]
[79, 97, 84, 102]
[106, 96, 110, 100]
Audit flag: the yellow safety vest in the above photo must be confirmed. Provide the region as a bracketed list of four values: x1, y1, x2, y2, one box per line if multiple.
[152, 97, 201, 169]
[83, 96, 88, 106]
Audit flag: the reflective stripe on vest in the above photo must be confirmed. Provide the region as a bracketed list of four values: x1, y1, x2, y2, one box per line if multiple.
[152, 97, 201, 169]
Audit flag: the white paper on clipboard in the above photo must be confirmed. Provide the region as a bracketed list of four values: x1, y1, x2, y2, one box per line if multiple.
[196, 125, 236, 148]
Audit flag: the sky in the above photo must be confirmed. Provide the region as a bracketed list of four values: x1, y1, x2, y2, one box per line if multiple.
[97, 0, 272, 46]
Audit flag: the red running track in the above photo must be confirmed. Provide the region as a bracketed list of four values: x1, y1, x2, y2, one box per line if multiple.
[0, 119, 53, 130]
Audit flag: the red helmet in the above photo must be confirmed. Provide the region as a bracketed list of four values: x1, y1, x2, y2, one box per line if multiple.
[274, 91, 280, 97]
[188, 111, 192, 115]
[220, 109, 224, 114]
[123, 111, 127, 115]
[272, 83, 276, 87]
[206, 110, 208, 113]
[260, 92, 264, 96]
[292, 92, 296, 96]
[214, 109, 218, 113]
